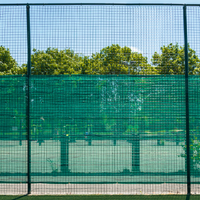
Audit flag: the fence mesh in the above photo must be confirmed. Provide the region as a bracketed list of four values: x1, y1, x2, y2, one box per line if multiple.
[187, 6, 200, 194]
[0, 4, 200, 195]
[0, 5, 27, 194]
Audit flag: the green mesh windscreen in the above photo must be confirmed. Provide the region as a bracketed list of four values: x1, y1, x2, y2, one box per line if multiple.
[0, 76, 27, 196]
[186, 6, 200, 194]
[0, 5, 28, 195]
[29, 75, 186, 178]
[0, 75, 187, 191]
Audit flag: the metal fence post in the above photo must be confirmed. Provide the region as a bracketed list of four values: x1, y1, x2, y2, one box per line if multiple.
[132, 134, 140, 173]
[26, 3, 31, 194]
[183, 4, 191, 195]
[61, 134, 69, 173]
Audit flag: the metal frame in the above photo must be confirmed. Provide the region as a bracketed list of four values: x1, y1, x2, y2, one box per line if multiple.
[0, 3, 195, 195]
[0, 3, 199, 6]
[183, 4, 191, 195]
[26, 4, 31, 194]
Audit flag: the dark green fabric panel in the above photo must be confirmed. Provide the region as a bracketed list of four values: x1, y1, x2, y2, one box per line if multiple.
[0, 75, 188, 184]
[0, 76, 27, 183]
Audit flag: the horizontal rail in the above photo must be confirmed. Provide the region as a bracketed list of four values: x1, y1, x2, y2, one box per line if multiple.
[0, 171, 187, 177]
[0, 134, 187, 140]
[0, 3, 199, 6]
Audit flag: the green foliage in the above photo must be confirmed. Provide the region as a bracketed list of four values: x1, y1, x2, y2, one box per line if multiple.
[152, 43, 200, 75]
[0, 46, 20, 75]
[179, 136, 200, 171]
[2, 43, 200, 75]
[124, 125, 139, 135]
[17, 48, 93, 75]
[103, 115, 116, 132]
[17, 64, 27, 75]
[90, 44, 152, 74]
[65, 124, 80, 135]
[29, 48, 87, 75]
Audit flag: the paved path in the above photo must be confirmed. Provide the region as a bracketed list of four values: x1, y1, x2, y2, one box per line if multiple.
[1, 183, 200, 195]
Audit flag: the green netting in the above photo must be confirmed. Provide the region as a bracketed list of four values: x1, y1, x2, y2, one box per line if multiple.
[0, 75, 188, 184]
[186, 6, 200, 194]
[0, 76, 27, 183]
[189, 76, 200, 181]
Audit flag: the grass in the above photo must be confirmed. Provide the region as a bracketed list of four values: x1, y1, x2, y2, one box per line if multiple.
[0, 195, 199, 200]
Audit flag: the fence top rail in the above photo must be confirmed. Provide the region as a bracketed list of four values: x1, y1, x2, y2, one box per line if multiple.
[0, 3, 200, 6]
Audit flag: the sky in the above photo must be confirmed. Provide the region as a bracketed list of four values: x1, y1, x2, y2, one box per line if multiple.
[0, 0, 200, 3]
[0, 1, 200, 66]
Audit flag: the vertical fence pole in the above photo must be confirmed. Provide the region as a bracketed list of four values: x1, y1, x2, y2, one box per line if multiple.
[183, 4, 191, 195]
[128, 69, 140, 173]
[60, 135, 67, 173]
[26, 4, 31, 194]
[19, 119, 22, 146]
[132, 134, 140, 173]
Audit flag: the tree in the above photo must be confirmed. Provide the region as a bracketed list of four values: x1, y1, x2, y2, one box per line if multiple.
[152, 43, 200, 75]
[0, 46, 19, 75]
[23, 48, 89, 75]
[90, 44, 153, 75]
[21, 45, 152, 75]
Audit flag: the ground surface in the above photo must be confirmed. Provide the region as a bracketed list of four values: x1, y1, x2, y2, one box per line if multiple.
[0, 184, 200, 195]
[1, 140, 199, 195]
[0, 195, 199, 200]
[0, 140, 186, 175]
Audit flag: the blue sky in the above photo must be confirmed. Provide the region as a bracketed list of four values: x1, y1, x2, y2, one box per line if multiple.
[0, 2, 200, 66]
[0, 0, 200, 3]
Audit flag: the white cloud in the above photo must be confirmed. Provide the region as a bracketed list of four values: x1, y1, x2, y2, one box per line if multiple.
[130, 46, 142, 53]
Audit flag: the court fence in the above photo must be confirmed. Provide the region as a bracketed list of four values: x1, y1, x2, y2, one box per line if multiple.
[0, 3, 200, 195]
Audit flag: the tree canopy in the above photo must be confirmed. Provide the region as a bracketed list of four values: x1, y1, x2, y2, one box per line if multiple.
[1, 43, 200, 75]
[152, 43, 200, 75]
[22, 48, 89, 75]
[90, 44, 153, 75]
[0, 46, 20, 75]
